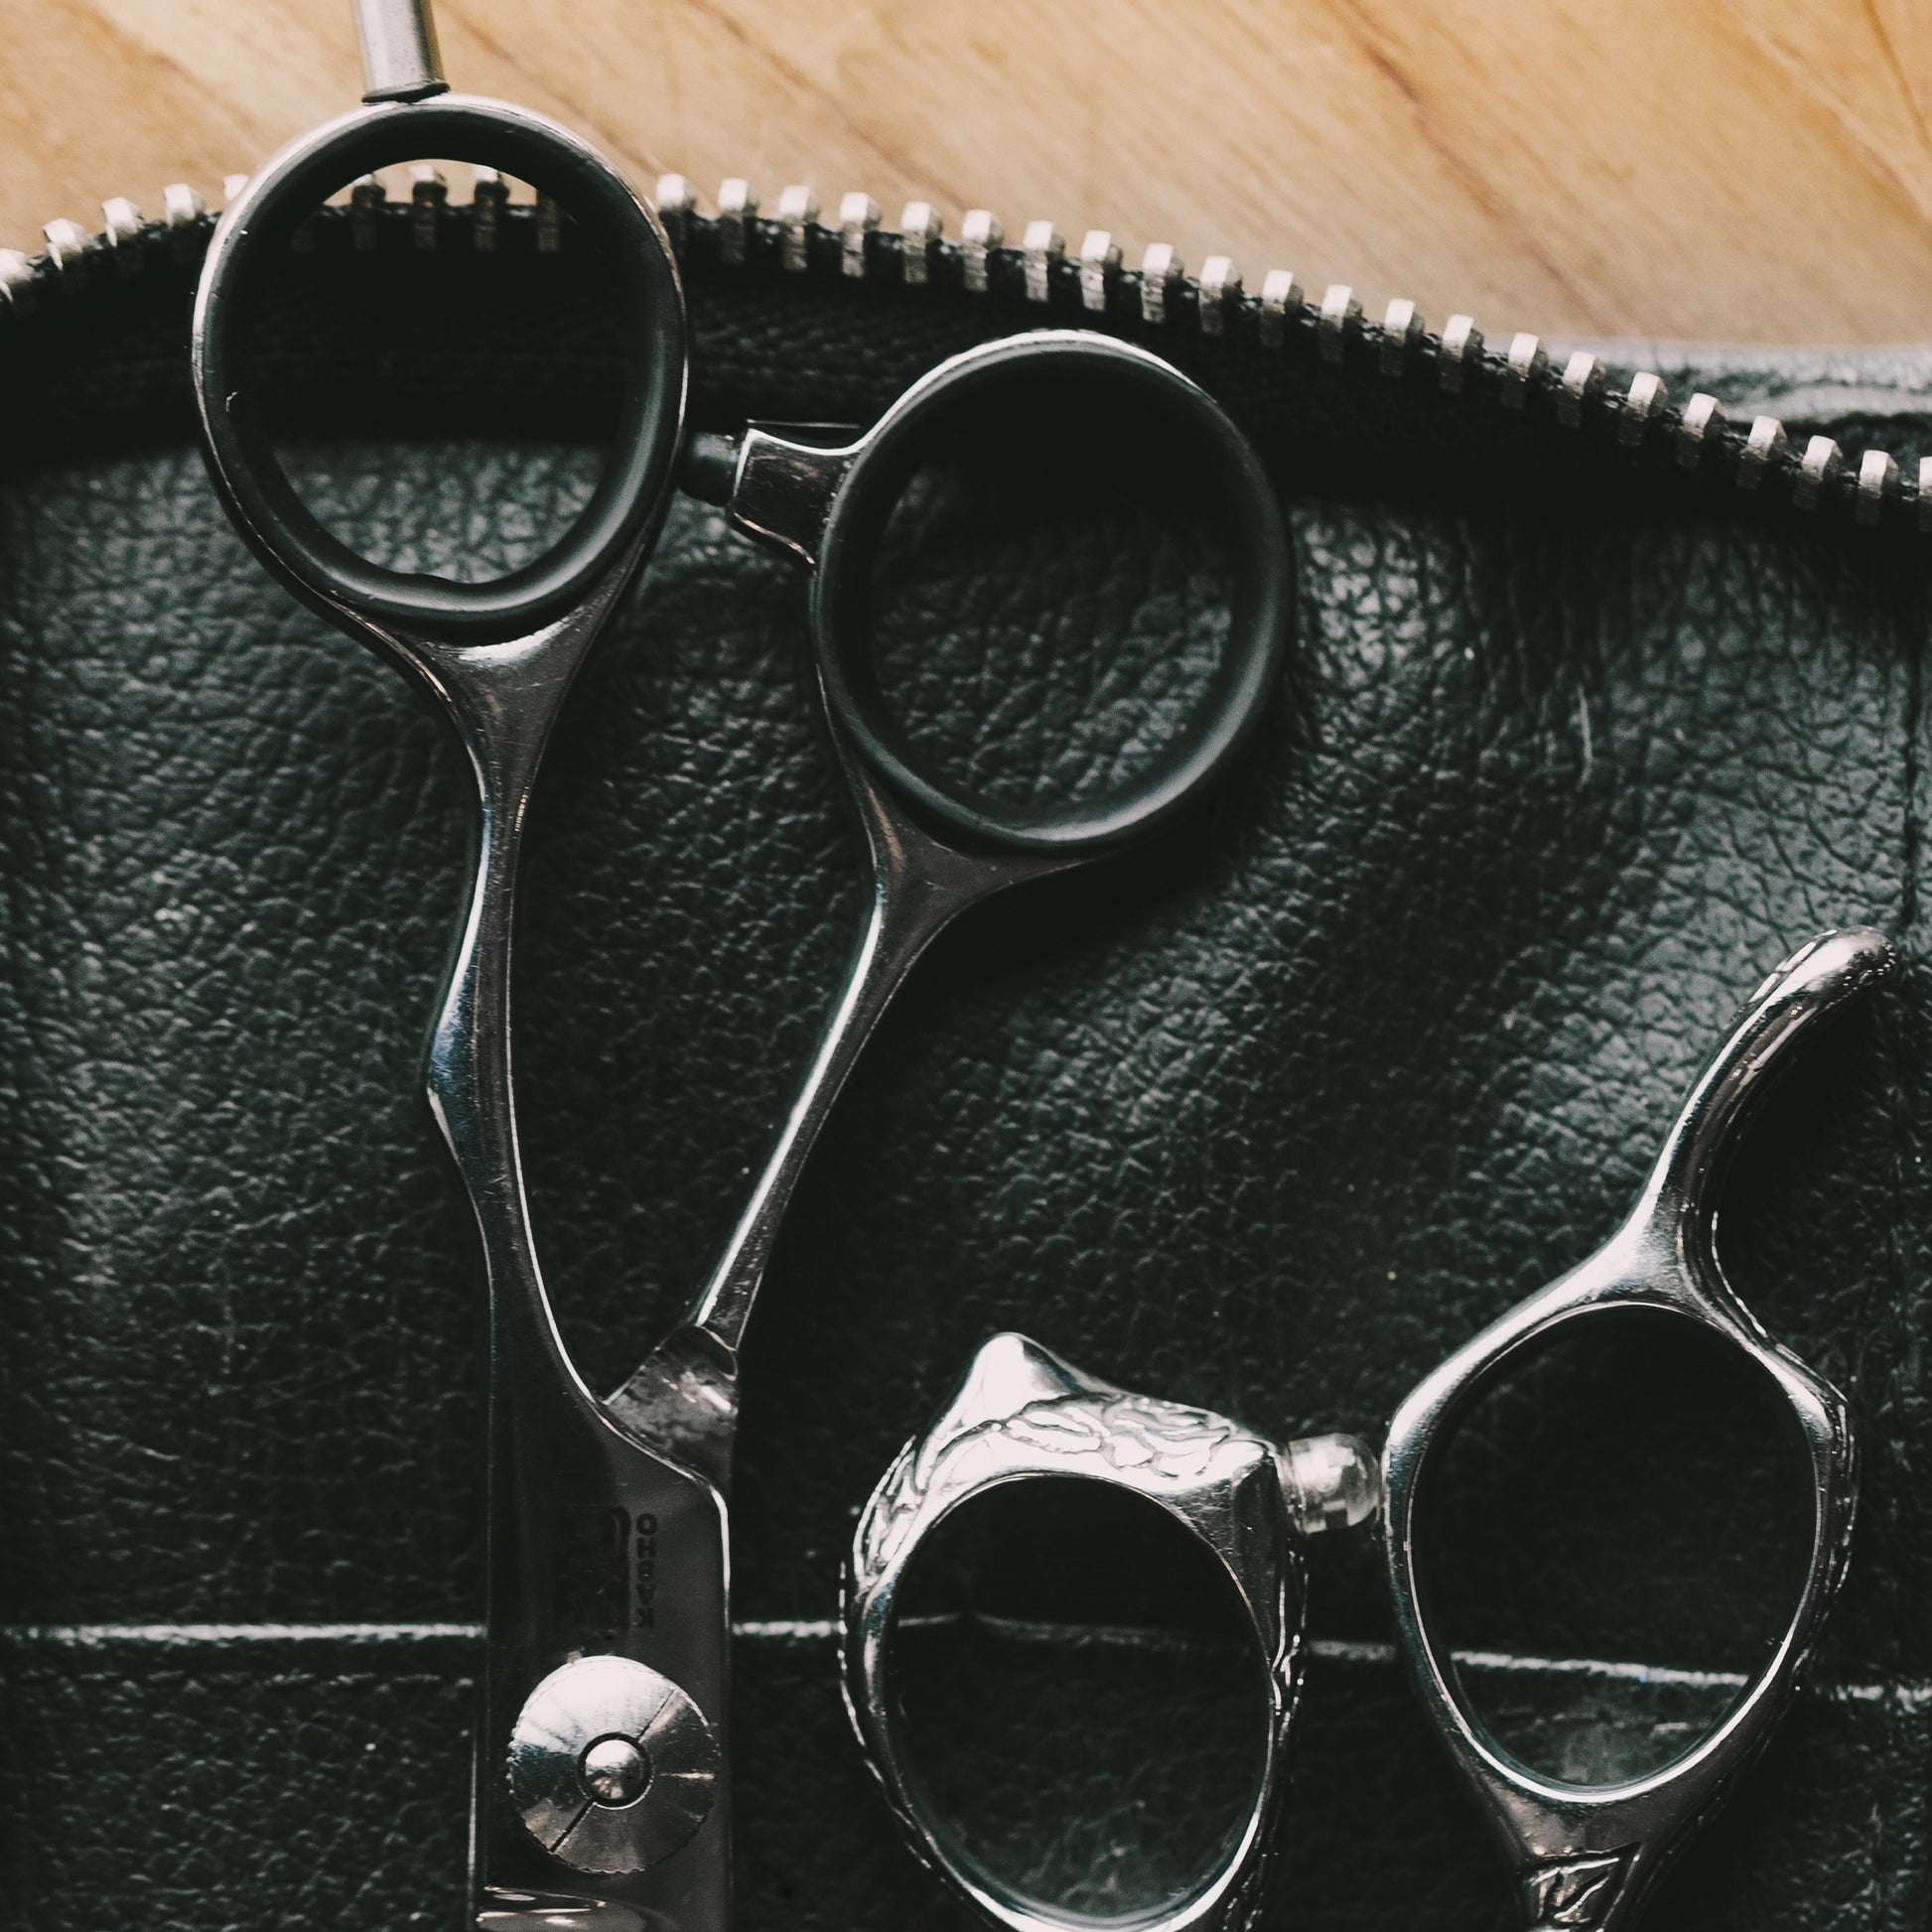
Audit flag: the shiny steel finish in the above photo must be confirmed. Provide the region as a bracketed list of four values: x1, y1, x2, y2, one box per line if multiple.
[611, 329, 1291, 1488]
[845, 1334, 1376, 1932]
[1383, 928, 1890, 1932]
[607, 331, 1287, 1928]
[508, 1656, 720, 1873]
[353, 0, 448, 102]
[190, 15, 710, 1926]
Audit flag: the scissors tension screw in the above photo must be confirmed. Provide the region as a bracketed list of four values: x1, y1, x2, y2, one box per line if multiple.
[581, 1734, 652, 1807]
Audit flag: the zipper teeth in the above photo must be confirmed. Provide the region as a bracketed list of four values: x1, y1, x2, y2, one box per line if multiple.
[1, 170, 1921, 532]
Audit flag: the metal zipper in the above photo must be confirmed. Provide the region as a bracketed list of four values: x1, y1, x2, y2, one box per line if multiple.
[0, 167, 1919, 533]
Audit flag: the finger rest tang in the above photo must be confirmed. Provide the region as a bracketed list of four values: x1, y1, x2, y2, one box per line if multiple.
[1380, 927, 1895, 1932]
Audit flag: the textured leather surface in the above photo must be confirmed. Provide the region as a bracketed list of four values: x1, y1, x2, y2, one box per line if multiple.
[1, 228, 1929, 1930]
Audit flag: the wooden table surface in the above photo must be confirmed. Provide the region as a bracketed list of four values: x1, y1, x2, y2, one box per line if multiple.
[3, 0, 1929, 345]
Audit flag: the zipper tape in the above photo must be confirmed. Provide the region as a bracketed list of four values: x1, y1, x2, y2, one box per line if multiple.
[2, 168, 1923, 534]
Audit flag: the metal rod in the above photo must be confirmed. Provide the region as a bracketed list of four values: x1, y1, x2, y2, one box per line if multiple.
[353, 0, 449, 103]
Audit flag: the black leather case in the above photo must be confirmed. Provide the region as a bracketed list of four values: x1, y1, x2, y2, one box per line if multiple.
[0, 210, 1926, 1930]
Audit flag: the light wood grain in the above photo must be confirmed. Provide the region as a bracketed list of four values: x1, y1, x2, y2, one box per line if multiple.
[3, 0, 1930, 344]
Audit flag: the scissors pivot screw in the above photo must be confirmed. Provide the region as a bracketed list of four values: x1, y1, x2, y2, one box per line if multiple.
[507, 1656, 719, 1874]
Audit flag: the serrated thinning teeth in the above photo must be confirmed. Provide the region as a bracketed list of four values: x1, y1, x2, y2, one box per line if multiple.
[838, 193, 879, 278]
[0, 248, 34, 310]
[1857, 450, 1897, 526]
[42, 219, 90, 278]
[410, 165, 448, 250]
[1139, 243, 1180, 325]
[717, 180, 757, 268]
[1078, 230, 1119, 314]
[473, 168, 507, 253]
[1795, 435, 1843, 509]
[1317, 284, 1359, 364]
[1259, 270, 1302, 349]
[1557, 350, 1603, 428]
[777, 186, 818, 272]
[1678, 392, 1724, 468]
[1620, 371, 1668, 447]
[654, 175, 695, 258]
[1739, 415, 1787, 489]
[350, 176, 385, 252]
[1198, 256, 1241, 336]
[8, 161, 1929, 533]
[1501, 333, 1546, 409]
[960, 209, 1001, 294]
[898, 202, 940, 286]
[1380, 298, 1421, 375]
[1022, 221, 1063, 304]
[101, 198, 143, 275]
[162, 183, 207, 264]
[1439, 315, 1481, 394]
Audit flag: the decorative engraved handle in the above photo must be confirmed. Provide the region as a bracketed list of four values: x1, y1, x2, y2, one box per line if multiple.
[845, 1333, 1376, 1932]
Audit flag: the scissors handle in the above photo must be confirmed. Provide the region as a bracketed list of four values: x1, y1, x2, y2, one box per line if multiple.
[607, 736, 1069, 1487]
[845, 1333, 1377, 1932]
[191, 15, 717, 1922]
[1383, 927, 1892, 1932]
[614, 331, 1290, 1479]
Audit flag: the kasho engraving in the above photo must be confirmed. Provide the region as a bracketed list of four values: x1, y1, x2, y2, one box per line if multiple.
[858, 1387, 1253, 1582]
[634, 1509, 658, 1629]
[556, 1505, 660, 1633]
[558, 1504, 631, 1636]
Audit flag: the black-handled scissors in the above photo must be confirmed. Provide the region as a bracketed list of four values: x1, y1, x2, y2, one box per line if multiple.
[846, 929, 1889, 1932]
[191, 5, 1293, 1923]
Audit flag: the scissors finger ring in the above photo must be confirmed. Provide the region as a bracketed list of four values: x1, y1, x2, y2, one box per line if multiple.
[193, 5, 700, 1927]
[845, 1334, 1377, 1932]
[1385, 925, 1890, 1931]
[196, 4, 1292, 1919]
[846, 928, 1889, 1932]
[612, 326, 1291, 1471]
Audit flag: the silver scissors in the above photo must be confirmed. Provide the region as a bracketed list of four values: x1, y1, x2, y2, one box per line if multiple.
[191, 6, 1293, 1923]
[846, 927, 1890, 1932]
